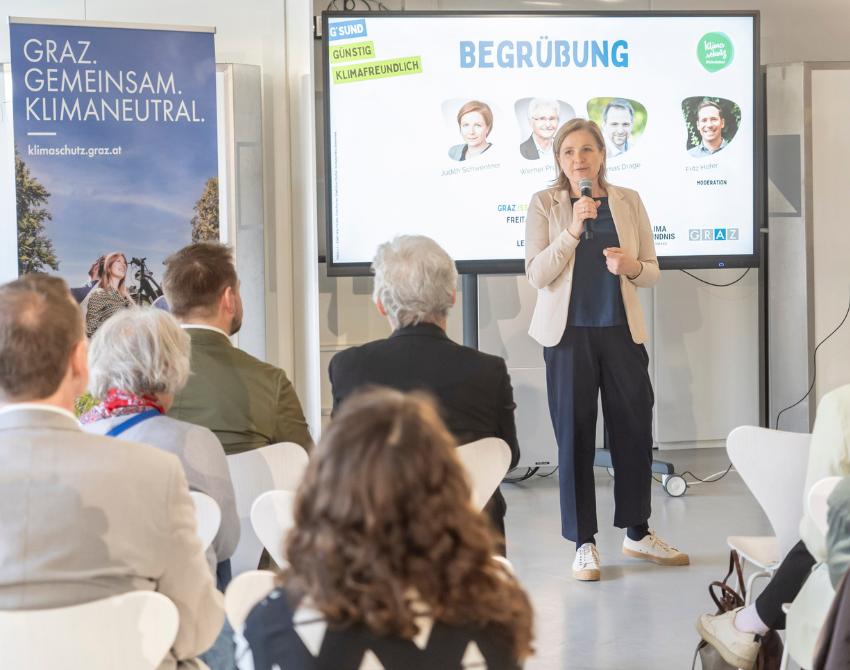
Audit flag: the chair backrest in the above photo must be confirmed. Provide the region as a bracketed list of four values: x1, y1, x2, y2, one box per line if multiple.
[227, 442, 309, 575]
[726, 425, 811, 559]
[0, 591, 178, 670]
[807, 476, 843, 537]
[224, 569, 277, 630]
[455, 438, 513, 511]
[189, 491, 222, 552]
[250, 490, 296, 569]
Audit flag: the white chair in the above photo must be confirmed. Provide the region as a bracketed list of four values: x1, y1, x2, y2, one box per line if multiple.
[492, 555, 516, 575]
[224, 569, 277, 630]
[0, 591, 178, 669]
[251, 490, 296, 569]
[455, 438, 512, 511]
[725, 426, 811, 604]
[808, 476, 843, 536]
[190, 491, 222, 552]
[227, 442, 309, 575]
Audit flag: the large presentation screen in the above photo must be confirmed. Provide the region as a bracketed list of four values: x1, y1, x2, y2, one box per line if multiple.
[323, 11, 760, 275]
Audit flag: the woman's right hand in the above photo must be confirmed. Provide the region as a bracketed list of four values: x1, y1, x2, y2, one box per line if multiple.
[568, 196, 600, 240]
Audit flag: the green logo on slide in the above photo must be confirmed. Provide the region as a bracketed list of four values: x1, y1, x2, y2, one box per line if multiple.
[697, 32, 734, 73]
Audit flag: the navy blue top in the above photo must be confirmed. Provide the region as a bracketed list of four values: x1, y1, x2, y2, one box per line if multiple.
[567, 197, 628, 327]
[241, 586, 522, 670]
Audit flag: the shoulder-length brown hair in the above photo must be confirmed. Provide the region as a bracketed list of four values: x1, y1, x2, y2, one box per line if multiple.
[551, 118, 609, 194]
[97, 251, 130, 298]
[282, 387, 534, 660]
[456, 100, 494, 136]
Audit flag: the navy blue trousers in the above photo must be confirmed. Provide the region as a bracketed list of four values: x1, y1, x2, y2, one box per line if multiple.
[544, 325, 655, 542]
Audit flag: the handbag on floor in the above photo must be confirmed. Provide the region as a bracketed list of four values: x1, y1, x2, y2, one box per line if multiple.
[692, 550, 784, 670]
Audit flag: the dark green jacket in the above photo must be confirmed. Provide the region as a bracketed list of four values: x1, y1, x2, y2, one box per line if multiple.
[169, 328, 313, 455]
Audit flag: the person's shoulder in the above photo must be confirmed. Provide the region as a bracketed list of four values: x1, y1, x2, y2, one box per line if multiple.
[448, 143, 462, 159]
[447, 338, 508, 372]
[817, 385, 850, 418]
[148, 414, 218, 443]
[333, 338, 392, 364]
[530, 185, 560, 205]
[244, 585, 304, 634]
[608, 183, 639, 200]
[78, 430, 183, 473]
[228, 345, 288, 379]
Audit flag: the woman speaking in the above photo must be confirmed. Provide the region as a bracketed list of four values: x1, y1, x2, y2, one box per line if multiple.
[524, 118, 688, 581]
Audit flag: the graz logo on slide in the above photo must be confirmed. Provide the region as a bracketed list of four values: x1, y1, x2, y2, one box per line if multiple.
[689, 228, 739, 241]
[697, 32, 734, 73]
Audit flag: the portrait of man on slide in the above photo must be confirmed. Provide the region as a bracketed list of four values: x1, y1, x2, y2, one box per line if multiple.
[688, 100, 728, 157]
[519, 98, 569, 161]
[602, 99, 635, 158]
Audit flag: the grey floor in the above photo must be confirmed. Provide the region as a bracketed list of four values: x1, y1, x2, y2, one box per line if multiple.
[502, 448, 773, 670]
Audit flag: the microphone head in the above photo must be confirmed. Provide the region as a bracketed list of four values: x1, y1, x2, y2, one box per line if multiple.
[578, 178, 593, 196]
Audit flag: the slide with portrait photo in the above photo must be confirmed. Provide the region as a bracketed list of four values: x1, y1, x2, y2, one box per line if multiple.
[324, 14, 756, 270]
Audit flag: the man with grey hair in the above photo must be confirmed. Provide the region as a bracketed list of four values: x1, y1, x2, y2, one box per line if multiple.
[329, 236, 520, 551]
[520, 98, 560, 160]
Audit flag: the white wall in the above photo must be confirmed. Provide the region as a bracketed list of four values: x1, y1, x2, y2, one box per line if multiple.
[811, 67, 850, 403]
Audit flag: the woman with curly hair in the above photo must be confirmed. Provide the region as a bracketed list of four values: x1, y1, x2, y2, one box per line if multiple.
[237, 387, 534, 669]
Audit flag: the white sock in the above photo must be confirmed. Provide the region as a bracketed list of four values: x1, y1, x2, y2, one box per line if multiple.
[734, 605, 769, 635]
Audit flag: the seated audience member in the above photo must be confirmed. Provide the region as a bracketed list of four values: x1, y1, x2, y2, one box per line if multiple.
[827, 475, 850, 588]
[162, 243, 313, 455]
[0, 274, 222, 668]
[698, 384, 850, 670]
[328, 235, 520, 548]
[80, 308, 239, 576]
[237, 388, 534, 670]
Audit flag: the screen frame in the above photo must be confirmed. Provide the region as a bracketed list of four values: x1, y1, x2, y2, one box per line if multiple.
[322, 9, 762, 277]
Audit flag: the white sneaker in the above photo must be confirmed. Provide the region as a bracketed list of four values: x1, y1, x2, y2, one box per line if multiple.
[622, 531, 690, 566]
[696, 608, 761, 670]
[572, 542, 600, 581]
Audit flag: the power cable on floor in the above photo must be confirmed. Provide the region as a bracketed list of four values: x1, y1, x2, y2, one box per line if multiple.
[503, 467, 538, 483]
[652, 463, 734, 486]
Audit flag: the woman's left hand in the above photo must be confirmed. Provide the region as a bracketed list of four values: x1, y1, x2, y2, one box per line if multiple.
[603, 247, 641, 277]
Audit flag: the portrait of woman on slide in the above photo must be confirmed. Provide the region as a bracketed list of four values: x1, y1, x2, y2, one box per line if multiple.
[448, 100, 494, 162]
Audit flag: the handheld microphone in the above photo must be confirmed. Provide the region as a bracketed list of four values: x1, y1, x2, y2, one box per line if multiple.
[579, 178, 594, 240]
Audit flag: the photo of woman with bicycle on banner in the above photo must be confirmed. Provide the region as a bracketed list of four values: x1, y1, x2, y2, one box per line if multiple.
[77, 251, 169, 337]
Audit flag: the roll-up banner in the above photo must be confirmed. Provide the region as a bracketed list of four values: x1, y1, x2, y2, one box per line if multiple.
[9, 18, 218, 310]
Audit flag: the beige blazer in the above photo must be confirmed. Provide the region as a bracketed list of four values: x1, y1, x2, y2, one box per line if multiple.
[525, 184, 660, 347]
[0, 408, 224, 669]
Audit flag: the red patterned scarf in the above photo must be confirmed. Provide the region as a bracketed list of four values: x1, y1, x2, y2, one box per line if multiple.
[80, 388, 164, 425]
